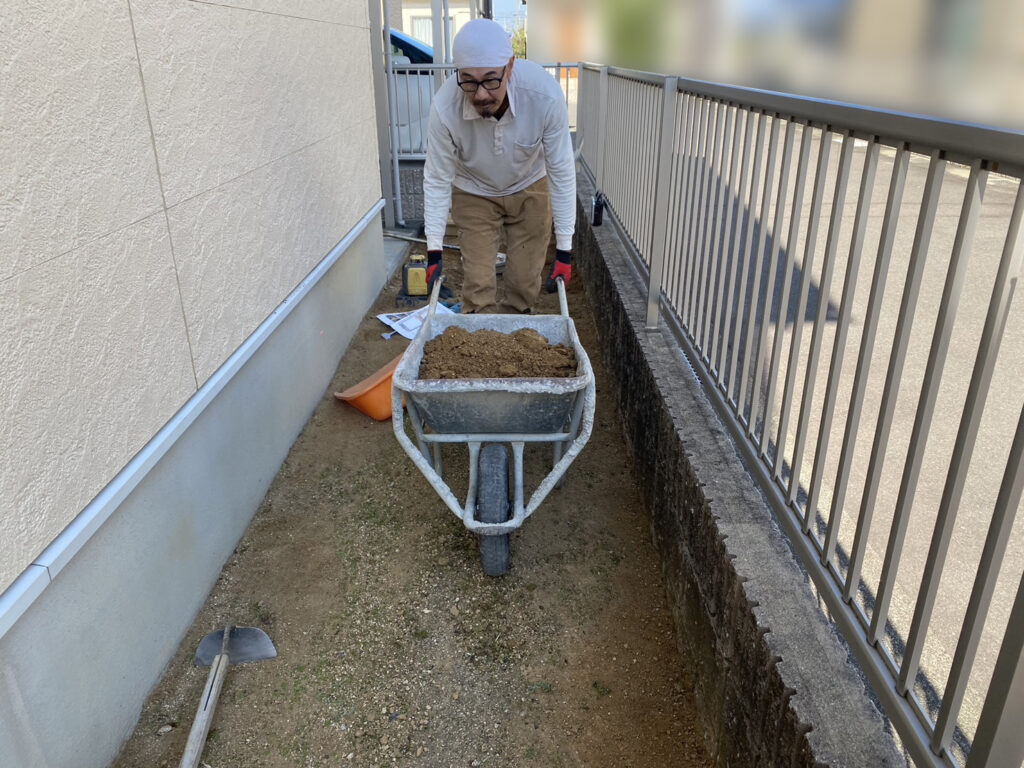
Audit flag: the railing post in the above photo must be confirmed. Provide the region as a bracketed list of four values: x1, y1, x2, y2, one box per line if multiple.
[646, 77, 678, 329]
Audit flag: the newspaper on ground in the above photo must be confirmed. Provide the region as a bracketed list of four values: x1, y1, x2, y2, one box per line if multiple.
[377, 302, 456, 340]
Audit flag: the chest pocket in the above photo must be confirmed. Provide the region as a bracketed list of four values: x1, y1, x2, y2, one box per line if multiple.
[513, 138, 543, 164]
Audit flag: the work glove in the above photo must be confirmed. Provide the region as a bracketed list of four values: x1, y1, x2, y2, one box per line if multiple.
[545, 249, 572, 293]
[426, 250, 443, 291]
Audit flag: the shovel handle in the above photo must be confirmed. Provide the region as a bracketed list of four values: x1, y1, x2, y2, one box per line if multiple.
[179, 651, 229, 768]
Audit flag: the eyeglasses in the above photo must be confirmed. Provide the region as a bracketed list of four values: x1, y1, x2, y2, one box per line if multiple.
[457, 67, 506, 93]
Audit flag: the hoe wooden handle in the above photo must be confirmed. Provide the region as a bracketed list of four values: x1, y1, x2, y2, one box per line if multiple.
[180, 625, 232, 768]
[179, 651, 229, 768]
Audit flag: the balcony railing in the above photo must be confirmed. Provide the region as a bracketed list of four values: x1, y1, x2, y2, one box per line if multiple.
[578, 63, 1024, 768]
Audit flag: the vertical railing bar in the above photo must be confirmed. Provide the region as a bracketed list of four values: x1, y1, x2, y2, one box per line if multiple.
[629, 82, 639, 239]
[646, 77, 680, 328]
[689, 99, 718, 335]
[385, 67, 405, 223]
[673, 92, 699, 312]
[694, 98, 722, 350]
[760, 122, 813, 463]
[620, 81, 630, 227]
[739, 115, 781, 426]
[864, 152, 948, 645]
[627, 83, 639, 252]
[630, 82, 641, 245]
[605, 80, 617, 209]
[616, 80, 629, 235]
[583, 68, 596, 168]
[701, 103, 735, 359]
[828, 144, 910, 595]
[636, 84, 647, 256]
[711, 106, 744, 374]
[638, 83, 647, 246]
[668, 93, 694, 311]
[649, 84, 661, 257]
[934, 184, 1024, 756]
[683, 98, 711, 330]
[643, 84, 654, 256]
[688, 96, 712, 331]
[669, 91, 691, 311]
[418, 68, 431, 152]
[661, 92, 686, 311]
[777, 130, 832, 489]
[788, 132, 856, 520]
[809, 138, 882, 562]
[964, 506, 1024, 768]
[408, 67, 420, 153]
[898, 160, 991, 694]
[648, 84, 661, 258]
[596, 66, 609, 196]
[718, 109, 756, 391]
[748, 119, 796, 442]
[697, 101, 728, 356]
[728, 111, 767, 406]
[611, 79, 623, 229]
[605, 80, 617, 208]
[402, 69, 416, 154]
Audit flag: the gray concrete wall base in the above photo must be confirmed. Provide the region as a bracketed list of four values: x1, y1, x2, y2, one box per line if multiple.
[574, 171, 905, 768]
[0, 214, 398, 768]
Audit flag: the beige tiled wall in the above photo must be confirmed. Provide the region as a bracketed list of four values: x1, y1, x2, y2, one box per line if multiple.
[1, 0, 382, 592]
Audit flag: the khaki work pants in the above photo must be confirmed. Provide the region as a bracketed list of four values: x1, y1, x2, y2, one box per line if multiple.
[451, 176, 552, 314]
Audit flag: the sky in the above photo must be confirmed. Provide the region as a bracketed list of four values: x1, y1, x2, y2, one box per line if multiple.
[490, 0, 525, 33]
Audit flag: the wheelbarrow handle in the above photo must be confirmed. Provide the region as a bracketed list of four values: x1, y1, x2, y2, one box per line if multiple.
[427, 274, 446, 320]
[428, 271, 566, 317]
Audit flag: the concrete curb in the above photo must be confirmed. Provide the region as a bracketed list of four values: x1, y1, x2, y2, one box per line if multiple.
[574, 170, 906, 768]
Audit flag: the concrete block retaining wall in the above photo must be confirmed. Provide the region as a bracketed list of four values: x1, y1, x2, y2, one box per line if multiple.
[574, 170, 905, 768]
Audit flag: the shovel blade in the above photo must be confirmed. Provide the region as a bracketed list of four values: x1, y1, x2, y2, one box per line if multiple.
[194, 626, 277, 667]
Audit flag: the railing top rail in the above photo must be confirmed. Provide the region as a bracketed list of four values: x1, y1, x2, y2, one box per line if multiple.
[580, 62, 1024, 176]
[393, 61, 581, 71]
[391, 62, 453, 71]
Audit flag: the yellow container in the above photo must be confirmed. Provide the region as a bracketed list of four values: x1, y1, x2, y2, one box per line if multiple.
[403, 254, 428, 296]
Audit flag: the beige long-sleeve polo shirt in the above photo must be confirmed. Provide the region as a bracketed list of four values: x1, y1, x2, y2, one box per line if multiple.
[422, 58, 576, 252]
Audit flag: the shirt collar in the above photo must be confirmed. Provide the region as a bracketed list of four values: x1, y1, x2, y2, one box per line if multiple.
[459, 66, 517, 122]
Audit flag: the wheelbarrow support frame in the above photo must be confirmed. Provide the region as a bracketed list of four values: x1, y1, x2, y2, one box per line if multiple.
[391, 280, 596, 536]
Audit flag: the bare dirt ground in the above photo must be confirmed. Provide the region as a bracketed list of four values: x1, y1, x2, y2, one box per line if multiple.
[113, 243, 711, 768]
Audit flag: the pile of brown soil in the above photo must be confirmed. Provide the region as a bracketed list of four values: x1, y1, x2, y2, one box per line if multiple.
[419, 326, 577, 379]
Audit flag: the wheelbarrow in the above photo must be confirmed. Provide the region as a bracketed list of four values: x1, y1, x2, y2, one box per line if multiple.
[391, 278, 596, 576]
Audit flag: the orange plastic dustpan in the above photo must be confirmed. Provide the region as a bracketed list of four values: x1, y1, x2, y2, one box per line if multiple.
[334, 352, 405, 421]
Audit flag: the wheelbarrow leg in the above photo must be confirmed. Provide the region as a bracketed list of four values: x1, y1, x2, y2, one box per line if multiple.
[431, 443, 443, 478]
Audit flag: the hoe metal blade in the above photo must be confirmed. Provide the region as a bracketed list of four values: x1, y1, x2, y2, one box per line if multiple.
[193, 626, 277, 667]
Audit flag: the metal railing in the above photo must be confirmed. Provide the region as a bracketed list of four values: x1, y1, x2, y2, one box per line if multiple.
[388, 61, 580, 161]
[384, 61, 580, 224]
[578, 63, 1024, 768]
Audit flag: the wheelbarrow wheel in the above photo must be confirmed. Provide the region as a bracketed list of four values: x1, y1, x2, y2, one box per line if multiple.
[476, 443, 511, 577]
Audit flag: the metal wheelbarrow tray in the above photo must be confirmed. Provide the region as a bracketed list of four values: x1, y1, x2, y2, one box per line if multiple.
[391, 281, 596, 555]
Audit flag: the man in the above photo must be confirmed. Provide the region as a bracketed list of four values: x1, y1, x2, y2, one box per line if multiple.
[422, 19, 576, 314]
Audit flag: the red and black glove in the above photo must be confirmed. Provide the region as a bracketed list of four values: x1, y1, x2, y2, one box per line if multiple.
[426, 250, 443, 290]
[545, 249, 572, 293]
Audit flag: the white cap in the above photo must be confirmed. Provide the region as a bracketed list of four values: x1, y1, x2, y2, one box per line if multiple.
[452, 19, 513, 69]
